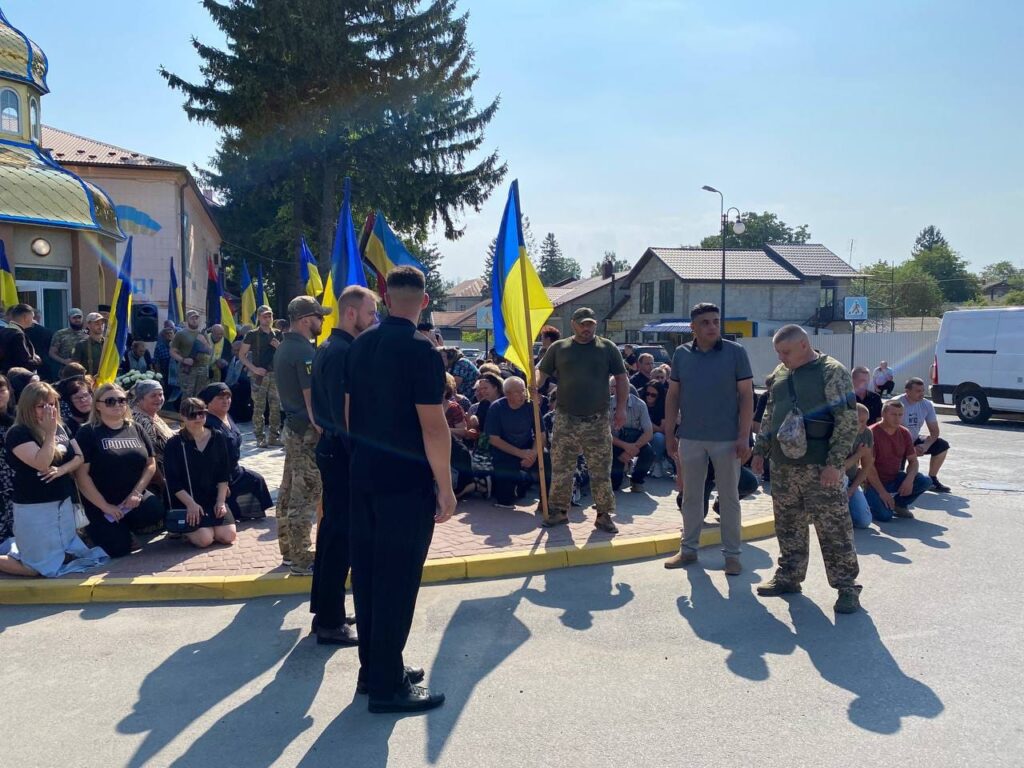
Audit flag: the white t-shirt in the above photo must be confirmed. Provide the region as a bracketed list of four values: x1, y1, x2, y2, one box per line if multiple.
[872, 366, 893, 388]
[899, 395, 936, 441]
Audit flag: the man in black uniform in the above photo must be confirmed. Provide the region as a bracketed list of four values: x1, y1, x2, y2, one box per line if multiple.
[309, 285, 378, 646]
[346, 266, 456, 713]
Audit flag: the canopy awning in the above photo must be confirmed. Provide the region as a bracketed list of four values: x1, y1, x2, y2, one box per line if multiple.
[640, 321, 691, 333]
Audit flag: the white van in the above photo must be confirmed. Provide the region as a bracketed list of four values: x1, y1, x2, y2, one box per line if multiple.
[931, 308, 1024, 423]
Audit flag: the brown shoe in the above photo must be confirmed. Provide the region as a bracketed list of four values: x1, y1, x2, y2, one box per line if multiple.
[594, 513, 618, 533]
[893, 506, 915, 519]
[664, 550, 698, 569]
[541, 511, 569, 528]
[724, 556, 742, 576]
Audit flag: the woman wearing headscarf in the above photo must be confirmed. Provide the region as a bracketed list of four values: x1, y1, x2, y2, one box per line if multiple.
[199, 383, 272, 520]
[131, 379, 176, 499]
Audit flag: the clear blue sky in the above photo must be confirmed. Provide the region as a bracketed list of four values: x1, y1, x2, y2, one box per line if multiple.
[7, 0, 1023, 283]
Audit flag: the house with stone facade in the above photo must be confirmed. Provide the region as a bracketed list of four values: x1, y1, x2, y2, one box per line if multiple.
[607, 243, 858, 344]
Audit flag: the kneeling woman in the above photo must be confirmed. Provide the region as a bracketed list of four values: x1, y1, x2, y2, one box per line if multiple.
[199, 383, 272, 520]
[0, 382, 108, 576]
[164, 398, 236, 548]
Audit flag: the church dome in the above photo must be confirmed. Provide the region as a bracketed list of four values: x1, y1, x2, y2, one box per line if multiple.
[0, 8, 49, 93]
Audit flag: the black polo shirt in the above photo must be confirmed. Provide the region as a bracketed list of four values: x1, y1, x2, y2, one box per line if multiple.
[346, 316, 445, 495]
[856, 390, 883, 426]
[311, 328, 354, 441]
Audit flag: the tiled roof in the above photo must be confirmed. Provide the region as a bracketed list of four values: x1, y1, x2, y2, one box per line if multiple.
[41, 125, 182, 169]
[765, 243, 859, 278]
[550, 271, 630, 306]
[649, 247, 801, 282]
[433, 300, 489, 328]
[448, 278, 486, 298]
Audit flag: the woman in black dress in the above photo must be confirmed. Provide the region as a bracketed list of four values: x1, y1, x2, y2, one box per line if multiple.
[164, 397, 236, 548]
[198, 383, 272, 520]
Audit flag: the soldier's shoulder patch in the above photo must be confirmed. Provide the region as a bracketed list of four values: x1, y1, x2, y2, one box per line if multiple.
[305, 362, 313, 376]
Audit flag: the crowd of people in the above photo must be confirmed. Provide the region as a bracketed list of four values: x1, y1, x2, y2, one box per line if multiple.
[1, 281, 956, 709]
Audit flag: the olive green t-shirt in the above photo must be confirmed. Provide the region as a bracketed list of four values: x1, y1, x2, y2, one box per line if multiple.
[72, 338, 104, 375]
[273, 332, 315, 430]
[538, 336, 626, 417]
[171, 329, 212, 368]
[846, 427, 874, 483]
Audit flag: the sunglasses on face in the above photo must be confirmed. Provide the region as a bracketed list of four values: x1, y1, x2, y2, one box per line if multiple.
[645, 391, 658, 398]
[187, 411, 208, 420]
[100, 397, 128, 407]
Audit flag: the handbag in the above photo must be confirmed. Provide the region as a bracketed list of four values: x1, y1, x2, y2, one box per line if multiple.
[165, 441, 197, 534]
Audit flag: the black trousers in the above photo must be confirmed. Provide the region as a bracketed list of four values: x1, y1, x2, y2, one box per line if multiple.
[85, 493, 165, 558]
[310, 435, 352, 629]
[350, 484, 435, 698]
[878, 381, 895, 396]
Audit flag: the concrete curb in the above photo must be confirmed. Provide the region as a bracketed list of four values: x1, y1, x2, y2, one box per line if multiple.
[0, 515, 777, 605]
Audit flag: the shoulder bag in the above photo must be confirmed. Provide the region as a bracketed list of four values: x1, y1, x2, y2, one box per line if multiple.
[165, 440, 197, 534]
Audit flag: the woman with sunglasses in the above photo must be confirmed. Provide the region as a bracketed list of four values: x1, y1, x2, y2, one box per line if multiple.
[56, 376, 93, 439]
[73, 383, 164, 557]
[199, 383, 272, 521]
[164, 397, 236, 548]
[0, 382, 108, 576]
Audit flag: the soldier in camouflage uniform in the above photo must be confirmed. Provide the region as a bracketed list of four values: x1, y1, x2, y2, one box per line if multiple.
[273, 296, 327, 574]
[752, 324, 863, 614]
[238, 306, 283, 447]
[536, 307, 629, 532]
[48, 308, 87, 370]
[170, 310, 212, 401]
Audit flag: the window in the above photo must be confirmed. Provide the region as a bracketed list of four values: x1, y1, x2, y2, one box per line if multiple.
[29, 97, 39, 142]
[1, 89, 20, 134]
[658, 279, 674, 313]
[639, 281, 654, 314]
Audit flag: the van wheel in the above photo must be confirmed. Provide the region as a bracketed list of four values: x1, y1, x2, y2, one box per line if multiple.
[955, 388, 991, 424]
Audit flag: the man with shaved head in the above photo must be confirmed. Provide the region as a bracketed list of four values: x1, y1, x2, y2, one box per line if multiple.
[752, 324, 863, 614]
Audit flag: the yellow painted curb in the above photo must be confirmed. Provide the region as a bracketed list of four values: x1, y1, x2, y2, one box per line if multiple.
[0, 516, 776, 605]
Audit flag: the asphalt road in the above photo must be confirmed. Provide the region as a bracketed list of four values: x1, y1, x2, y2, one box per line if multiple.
[3, 415, 1023, 767]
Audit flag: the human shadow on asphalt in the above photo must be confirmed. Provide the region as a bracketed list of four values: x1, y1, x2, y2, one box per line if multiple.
[854, 528, 913, 565]
[298, 696, 398, 768]
[172, 631, 335, 768]
[117, 597, 300, 768]
[913, 492, 972, 519]
[787, 596, 943, 734]
[523, 562, 634, 630]
[456, 503, 542, 547]
[675, 545, 796, 681]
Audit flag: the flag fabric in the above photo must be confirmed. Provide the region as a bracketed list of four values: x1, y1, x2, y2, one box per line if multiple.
[0, 239, 17, 311]
[299, 237, 324, 298]
[168, 259, 183, 327]
[319, 178, 368, 342]
[206, 258, 237, 343]
[490, 180, 553, 374]
[256, 263, 266, 307]
[360, 210, 427, 300]
[239, 261, 257, 325]
[96, 238, 134, 385]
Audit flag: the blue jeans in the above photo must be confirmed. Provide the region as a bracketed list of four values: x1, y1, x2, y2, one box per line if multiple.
[864, 472, 931, 521]
[848, 487, 871, 528]
[651, 432, 666, 462]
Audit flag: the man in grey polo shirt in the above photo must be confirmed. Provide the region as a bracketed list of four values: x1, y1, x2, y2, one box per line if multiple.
[664, 303, 754, 574]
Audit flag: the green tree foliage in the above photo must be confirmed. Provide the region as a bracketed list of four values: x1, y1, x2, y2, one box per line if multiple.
[1002, 289, 1024, 307]
[700, 211, 810, 250]
[908, 227, 977, 302]
[162, 0, 506, 300]
[860, 260, 945, 322]
[537, 233, 581, 285]
[480, 216, 538, 292]
[979, 261, 1024, 287]
[407, 242, 452, 315]
[589, 251, 631, 277]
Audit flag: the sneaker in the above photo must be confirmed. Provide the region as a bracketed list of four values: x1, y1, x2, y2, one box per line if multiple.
[268, 436, 283, 447]
[930, 476, 951, 493]
[663, 550, 698, 569]
[256, 436, 267, 448]
[594, 513, 618, 533]
[834, 590, 862, 614]
[282, 558, 293, 567]
[724, 556, 742, 576]
[756, 577, 802, 597]
[289, 563, 314, 576]
[650, 461, 665, 479]
[629, 482, 646, 494]
[893, 506, 915, 519]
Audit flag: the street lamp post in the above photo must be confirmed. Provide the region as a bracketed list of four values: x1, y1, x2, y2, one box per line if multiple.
[701, 185, 744, 326]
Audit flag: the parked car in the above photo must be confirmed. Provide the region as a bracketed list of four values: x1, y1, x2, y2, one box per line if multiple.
[931, 308, 1024, 424]
[617, 344, 672, 366]
[459, 347, 482, 360]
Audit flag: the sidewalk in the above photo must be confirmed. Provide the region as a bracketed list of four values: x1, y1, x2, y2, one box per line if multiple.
[0, 426, 775, 603]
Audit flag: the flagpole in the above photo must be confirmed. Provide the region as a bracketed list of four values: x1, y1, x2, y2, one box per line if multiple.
[512, 184, 550, 522]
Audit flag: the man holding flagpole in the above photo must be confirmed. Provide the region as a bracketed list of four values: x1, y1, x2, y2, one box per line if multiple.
[536, 308, 629, 532]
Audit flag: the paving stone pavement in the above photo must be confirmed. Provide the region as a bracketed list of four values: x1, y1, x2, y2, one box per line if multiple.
[47, 424, 772, 579]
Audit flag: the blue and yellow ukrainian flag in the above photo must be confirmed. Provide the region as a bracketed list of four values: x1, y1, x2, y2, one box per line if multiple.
[319, 178, 368, 343]
[0, 239, 17, 311]
[256, 263, 266, 307]
[239, 261, 257, 325]
[299, 237, 324, 298]
[491, 180, 553, 374]
[361, 211, 426, 297]
[97, 238, 134, 385]
[168, 258, 183, 327]
[206, 258, 237, 342]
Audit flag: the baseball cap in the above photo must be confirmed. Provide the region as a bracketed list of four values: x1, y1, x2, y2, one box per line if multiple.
[571, 307, 598, 324]
[287, 295, 328, 321]
[257, 304, 273, 316]
[186, 309, 200, 318]
[84, 312, 105, 323]
[69, 308, 83, 318]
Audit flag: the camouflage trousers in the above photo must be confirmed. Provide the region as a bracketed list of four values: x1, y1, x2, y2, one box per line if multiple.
[549, 412, 614, 517]
[178, 364, 209, 402]
[251, 374, 281, 441]
[276, 425, 320, 568]
[771, 462, 860, 591]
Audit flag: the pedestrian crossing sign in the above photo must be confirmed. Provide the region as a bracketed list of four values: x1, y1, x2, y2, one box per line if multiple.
[844, 296, 868, 321]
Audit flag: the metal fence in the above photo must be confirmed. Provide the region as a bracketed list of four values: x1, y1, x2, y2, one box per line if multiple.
[737, 330, 938, 386]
